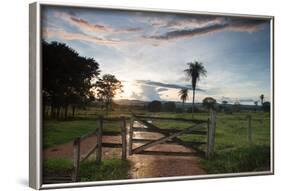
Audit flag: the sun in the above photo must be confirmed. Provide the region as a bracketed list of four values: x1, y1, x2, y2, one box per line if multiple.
[115, 80, 136, 100]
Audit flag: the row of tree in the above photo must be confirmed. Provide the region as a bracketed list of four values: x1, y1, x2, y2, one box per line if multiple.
[146, 98, 270, 113]
[43, 41, 122, 119]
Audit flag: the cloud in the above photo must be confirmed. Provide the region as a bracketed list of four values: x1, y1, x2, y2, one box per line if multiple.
[54, 12, 142, 34]
[43, 28, 121, 46]
[157, 88, 169, 92]
[239, 98, 255, 103]
[130, 91, 143, 100]
[136, 80, 205, 91]
[219, 96, 255, 103]
[148, 15, 224, 30]
[131, 85, 161, 101]
[145, 18, 267, 40]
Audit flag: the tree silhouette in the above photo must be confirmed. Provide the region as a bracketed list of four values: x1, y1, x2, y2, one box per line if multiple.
[260, 94, 264, 105]
[178, 88, 189, 111]
[42, 41, 100, 119]
[233, 100, 241, 112]
[202, 97, 216, 111]
[95, 74, 123, 114]
[262, 101, 270, 112]
[254, 101, 258, 112]
[163, 102, 176, 112]
[221, 100, 228, 112]
[222, 100, 228, 105]
[147, 100, 162, 112]
[184, 61, 207, 118]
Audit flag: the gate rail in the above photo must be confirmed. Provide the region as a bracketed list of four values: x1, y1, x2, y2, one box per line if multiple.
[128, 109, 217, 159]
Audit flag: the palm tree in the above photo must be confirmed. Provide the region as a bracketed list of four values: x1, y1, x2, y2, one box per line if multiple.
[184, 61, 207, 118]
[260, 94, 264, 105]
[178, 88, 189, 111]
[254, 101, 258, 112]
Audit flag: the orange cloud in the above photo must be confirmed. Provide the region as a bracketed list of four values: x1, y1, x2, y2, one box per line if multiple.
[43, 27, 121, 45]
[54, 12, 142, 34]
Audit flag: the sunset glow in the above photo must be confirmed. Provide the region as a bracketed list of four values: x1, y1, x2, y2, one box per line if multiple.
[42, 6, 271, 105]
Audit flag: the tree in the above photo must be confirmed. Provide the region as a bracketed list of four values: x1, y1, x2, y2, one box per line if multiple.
[233, 100, 241, 112]
[184, 61, 207, 118]
[163, 102, 176, 112]
[42, 41, 100, 119]
[254, 101, 258, 112]
[220, 100, 228, 112]
[260, 94, 264, 105]
[95, 74, 123, 114]
[202, 97, 216, 111]
[147, 100, 162, 112]
[178, 88, 189, 111]
[262, 102, 270, 112]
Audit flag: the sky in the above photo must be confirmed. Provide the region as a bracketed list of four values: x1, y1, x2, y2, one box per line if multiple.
[42, 6, 271, 105]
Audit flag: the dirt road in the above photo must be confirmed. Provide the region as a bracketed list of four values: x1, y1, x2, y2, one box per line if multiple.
[44, 122, 206, 178]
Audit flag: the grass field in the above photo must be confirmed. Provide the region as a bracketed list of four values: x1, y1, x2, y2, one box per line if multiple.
[43, 158, 130, 182]
[43, 107, 271, 177]
[133, 111, 270, 173]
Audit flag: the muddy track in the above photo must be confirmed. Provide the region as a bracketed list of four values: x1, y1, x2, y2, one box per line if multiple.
[44, 125, 206, 178]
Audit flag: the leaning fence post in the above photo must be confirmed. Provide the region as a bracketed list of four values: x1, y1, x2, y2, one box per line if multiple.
[128, 116, 134, 155]
[120, 116, 127, 160]
[96, 116, 103, 163]
[72, 137, 81, 182]
[207, 109, 216, 158]
[247, 115, 252, 144]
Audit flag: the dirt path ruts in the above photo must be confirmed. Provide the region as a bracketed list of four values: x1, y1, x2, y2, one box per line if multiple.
[43, 123, 206, 178]
[128, 124, 206, 178]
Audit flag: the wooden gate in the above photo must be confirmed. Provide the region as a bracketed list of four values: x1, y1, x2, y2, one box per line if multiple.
[128, 109, 217, 158]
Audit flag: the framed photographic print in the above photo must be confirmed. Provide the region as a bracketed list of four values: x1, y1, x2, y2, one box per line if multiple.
[29, 2, 274, 189]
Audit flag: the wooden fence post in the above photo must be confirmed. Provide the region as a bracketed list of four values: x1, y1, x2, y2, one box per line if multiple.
[120, 116, 127, 160]
[205, 118, 210, 158]
[96, 116, 103, 163]
[72, 137, 80, 182]
[247, 115, 252, 144]
[128, 116, 134, 155]
[206, 109, 216, 158]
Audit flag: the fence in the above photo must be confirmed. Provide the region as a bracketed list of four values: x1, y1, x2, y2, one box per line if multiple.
[71, 116, 127, 182]
[128, 109, 217, 159]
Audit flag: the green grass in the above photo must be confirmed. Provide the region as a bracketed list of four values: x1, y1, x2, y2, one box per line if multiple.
[43, 107, 271, 174]
[43, 158, 73, 177]
[139, 111, 270, 173]
[79, 159, 130, 181]
[43, 118, 122, 148]
[200, 145, 270, 173]
[43, 158, 130, 182]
